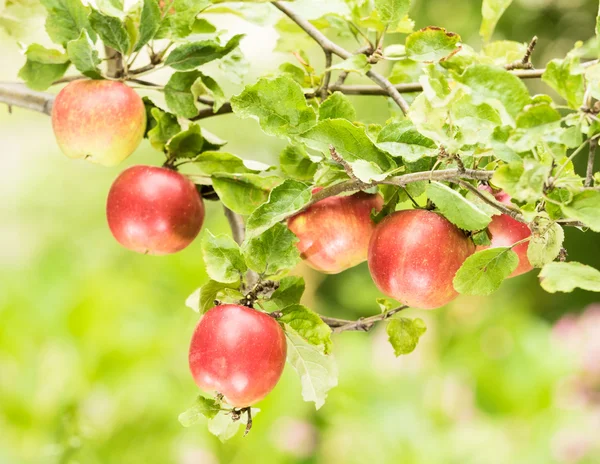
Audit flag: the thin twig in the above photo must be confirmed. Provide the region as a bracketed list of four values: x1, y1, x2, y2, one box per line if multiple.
[505, 36, 538, 71]
[586, 137, 598, 187]
[272, 1, 410, 114]
[457, 180, 526, 223]
[190, 102, 233, 120]
[320, 51, 332, 101]
[320, 305, 409, 333]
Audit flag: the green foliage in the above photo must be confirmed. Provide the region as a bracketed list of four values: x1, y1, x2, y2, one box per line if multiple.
[426, 182, 492, 230]
[231, 76, 318, 138]
[319, 92, 357, 121]
[89, 9, 130, 55]
[527, 220, 564, 268]
[245, 179, 311, 238]
[211, 173, 281, 215]
[279, 304, 333, 354]
[242, 223, 299, 276]
[328, 54, 371, 74]
[387, 317, 427, 356]
[284, 326, 338, 410]
[480, 0, 513, 41]
[405, 27, 461, 62]
[66, 30, 101, 78]
[539, 262, 600, 293]
[201, 231, 246, 284]
[164, 35, 243, 70]
[454, 248, 519, 295]
[18, 44, 70, 90]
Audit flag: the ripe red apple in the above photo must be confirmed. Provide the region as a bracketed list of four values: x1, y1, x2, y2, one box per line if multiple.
[189, 304, 287, 407]
[287, 191, 384, 274]
[477, 186, 532, 278]
[368, 209, 475, 309]
[52, 80, 146, 166]
[106, 165, 204, 255]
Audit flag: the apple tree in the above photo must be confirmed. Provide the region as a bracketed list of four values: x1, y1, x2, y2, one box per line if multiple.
[1, 0, 600, 441]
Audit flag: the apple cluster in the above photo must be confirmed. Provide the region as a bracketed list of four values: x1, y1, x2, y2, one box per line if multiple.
[50, 78, 533, 409]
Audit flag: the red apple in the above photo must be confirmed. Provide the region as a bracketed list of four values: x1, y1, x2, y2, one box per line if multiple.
[287, 191, 384, 274]
[106, 165, 204, 255]
[52, 80, 146, 166]
[477, 186, 533, 278]
[189, 304, 287, 407]
[368, 209, 475, 309]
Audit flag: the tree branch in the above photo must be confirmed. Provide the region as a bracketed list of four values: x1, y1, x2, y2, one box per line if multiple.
[505, 36, 537, 71]
[456, 180, 527, 223]
[0, 83, 54, 115]
[105, 46, 124, 78]
[586, 136, 597, 187]
[223, 206, 246, 245]
[320, 305, 409, 333]
[190, 101, 233, 120]
[272, 1, 410, 114]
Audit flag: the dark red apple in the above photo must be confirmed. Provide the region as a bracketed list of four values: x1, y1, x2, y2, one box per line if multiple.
[52, 80, 146, 166]
[189, 304, 287, 407]
[477, 186, 532, 278]
[106, 165, 204, 255]
[287, 191, 384, 274]
[368, 209, 475, 309]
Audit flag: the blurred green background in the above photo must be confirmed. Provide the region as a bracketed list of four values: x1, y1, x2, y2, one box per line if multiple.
[1, 0, 600, 462]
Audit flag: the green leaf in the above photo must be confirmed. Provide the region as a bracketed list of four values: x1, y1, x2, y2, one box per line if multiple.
[480, 0, 512, 42]
[146, 106, 181, 151]
[454, 64, 530, 120]
[427, 182, 492, 230]
[562, 190, 600, 232]
[279, 305, 333, 354]
[231, 76, 317, 138]
[201, 231, 246, 284]
[318, 92, 356, 121]
[483, 40, 527, 65]
[179, 396, 222, 426]
[89, 9, 130, 55]
[157, 0, 211, 39]
[164, 34, 243, 70]
[539, 261, 600, 293]
[187, 280, 239, 314]
[242, 223, 299, 277]
[18, 44, 70, 91]
[376, 120, 437, 162]
[542, 55, 585, 109]
[492, 160, 550, 203]
[193, 73, 226, 112]
[40, 0, 95, 46]
[472, 229, 492, 246]
[246, 179, 312, 238]
[165, 123, 204, 159]
[328, 54, 371, 74]
[299, 119, 395, 183]
[386, 318, 426, 356]
[135, 0, 161, 52]
[405, 27, 461, 62]
[212, 173, 282, 215]
[164, 71, 202, 118]
[66, 30, 101, 79]
[527, 220, 564, 268]
[260, 276, 305, 312]
[284, 325, 338, 410]
[193, 151, 263, 176]
[279, 145, 319, 181]
[453, 247, 519, 295]
[375, 0, 411, 24]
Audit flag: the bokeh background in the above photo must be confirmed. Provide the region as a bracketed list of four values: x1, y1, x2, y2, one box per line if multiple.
[2, 0, 600, 462]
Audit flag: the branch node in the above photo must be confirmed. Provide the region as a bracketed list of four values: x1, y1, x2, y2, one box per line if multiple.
[505, 36, 537, 71]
